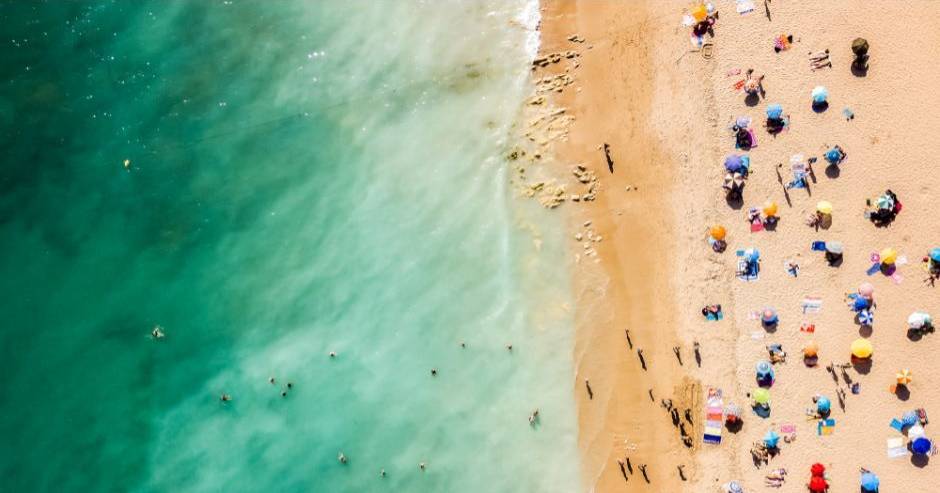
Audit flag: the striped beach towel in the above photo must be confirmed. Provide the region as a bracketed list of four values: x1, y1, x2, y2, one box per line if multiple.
[801, 296, 822, 313]
[703, 390, 724, 445]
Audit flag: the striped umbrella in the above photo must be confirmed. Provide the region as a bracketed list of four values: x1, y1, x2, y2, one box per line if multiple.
[897, 369, 912, 386]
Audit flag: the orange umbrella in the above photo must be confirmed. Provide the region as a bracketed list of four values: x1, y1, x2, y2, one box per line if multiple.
[897, 369, 912, 385]
[710, 225, 726, 240]
[762, 201, 778, 217]
[691, 4, 708, 22]
[803, 342, 819, 358]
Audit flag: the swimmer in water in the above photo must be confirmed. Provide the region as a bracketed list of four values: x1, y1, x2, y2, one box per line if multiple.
[151, 326, 165, 339]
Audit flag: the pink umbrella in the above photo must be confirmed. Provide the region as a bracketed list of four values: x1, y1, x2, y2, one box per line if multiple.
[858, 282, 874, 299]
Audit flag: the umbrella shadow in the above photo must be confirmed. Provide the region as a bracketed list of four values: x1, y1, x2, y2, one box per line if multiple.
[852, 58, 869, 77]
[856, 323, 873, 338]
[725, 195, 745, 210]
[745, 93, 760, 107]
[911, 453, 930, 468]
[726, 420, 744, 433]
[812, 101, 829, 113]
[895, 385, 911, 401]
[852, 357, 873, 375]
[825, 164, 841, 179]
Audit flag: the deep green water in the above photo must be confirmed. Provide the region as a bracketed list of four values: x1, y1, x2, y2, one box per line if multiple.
[0, 1, 580, 492]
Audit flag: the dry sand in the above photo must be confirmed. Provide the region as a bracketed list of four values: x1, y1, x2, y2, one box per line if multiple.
[536, 1, 940, 492]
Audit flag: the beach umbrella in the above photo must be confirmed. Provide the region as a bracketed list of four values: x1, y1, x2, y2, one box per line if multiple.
[766, 103, 783, 119]
[756, 360, 773, 376]
[763, 430, 780, 448]
[825, 241, 843, 254]
[710, 225, 726, 240]
[858, 282, 875, 299]
[824, 147, 842, 164]
[909, 424, 926, 439]
[897, 369, 912, 386]
[691, 4, 708, 22]
[724, 154, 744, 172]
[816, 201, 833, 215]
[762, 201, 778, 217]
[860, 472, 879, 492]
[852, 38, 869, 56]
[858, 309, 874, 326]
[908, 312, 931, 329]
[929, 247, 940, 263]
[812, 86, 829, 104]
[760, 308, 777, 324]
[745, 248, 760, 261]
[876, 194, 894, 210]
[851, 338, 873, 358]
[752, 388, 770, 405]
[903, 412, 920, 428]
[803, 342, 819, 357]
[880, 247, 898, 265]
[809, 476, 829, 492]
[816, 396, 831, 413]
[726, 481, 744, 493]
[735, 116, 751, 128]
[912, 437, 932, 455]
[811, 463, 826, 477]
[724, 403, 741, 420]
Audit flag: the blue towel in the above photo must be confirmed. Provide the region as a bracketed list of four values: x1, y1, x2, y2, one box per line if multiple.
[890, 418, 904, 432]
[811, 241, 826, 251]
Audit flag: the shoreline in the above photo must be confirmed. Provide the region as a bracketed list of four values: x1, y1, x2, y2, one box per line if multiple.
[534, 1, 713, 490]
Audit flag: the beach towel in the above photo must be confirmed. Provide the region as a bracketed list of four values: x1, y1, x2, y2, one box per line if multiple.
[889, 418, 904, 432]
[736, 0, 755, 14]
[780, 424, 796, 434]
[801, 296, 822, 313]
[817, 418, 835, 436]
[703, 390, 724, 445]
[736, 258, 759, 281]
[866, 263, 881, 276]
[887, 437, 909, 458]
[750, 218, 764, 232]
[811, 241, 827, 252]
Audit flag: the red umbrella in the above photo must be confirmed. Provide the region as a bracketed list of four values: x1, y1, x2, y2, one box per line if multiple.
[810, 463, 826, 477]
[809, 476, 829, 492]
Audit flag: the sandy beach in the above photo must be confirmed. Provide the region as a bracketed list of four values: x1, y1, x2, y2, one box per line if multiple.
[536, 1, 940, 491]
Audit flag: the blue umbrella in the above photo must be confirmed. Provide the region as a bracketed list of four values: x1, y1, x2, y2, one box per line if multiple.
[812, 86, 829, 104]
[858, 309, 874, 326]
[930, 247, 940, 263]
[766, 104, 783, 119]
[912, 437, 932, 455]
[756, 361, 773, 376]
[746, 248, 760, 261]
[763, 430, 780, 448]
[725, 154, 743, 172]
[817, 396, 831, 413]
[825, 147, 842, 164]
[853, 296, 871, 312]
[860, 472, 880, 491]
[902, 411, 920, 427]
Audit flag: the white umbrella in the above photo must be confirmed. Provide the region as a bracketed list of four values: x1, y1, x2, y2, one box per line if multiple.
[908, 312, 931, 329]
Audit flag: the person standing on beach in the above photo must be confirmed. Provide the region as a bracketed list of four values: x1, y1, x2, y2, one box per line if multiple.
[603, 143, 614, 173]
[585, 378, 593, 399]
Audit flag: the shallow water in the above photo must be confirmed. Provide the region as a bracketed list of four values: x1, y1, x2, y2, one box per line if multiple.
[0, 1, 580, 491]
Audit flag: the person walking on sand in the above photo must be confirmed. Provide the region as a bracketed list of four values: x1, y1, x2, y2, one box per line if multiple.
[618, 459, 629, 481]
[585, 378, 594, 400]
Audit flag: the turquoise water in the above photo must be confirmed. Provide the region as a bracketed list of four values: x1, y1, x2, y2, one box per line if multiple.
[0, 1, 581, 491]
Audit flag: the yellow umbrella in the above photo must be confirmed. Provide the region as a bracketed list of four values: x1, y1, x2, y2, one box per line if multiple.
[710, 225, 726, 241]
[880, 247, 898, 265]
[851, 338, 873, 358]
[752, 388, 770, 405]
[762, 201, 778, 217]
[691, 4, 708, 22]
[816, 201, 833, 215]
[897, 369, 912, 385]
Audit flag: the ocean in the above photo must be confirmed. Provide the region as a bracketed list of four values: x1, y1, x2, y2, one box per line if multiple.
[0, 1, 581, 491]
